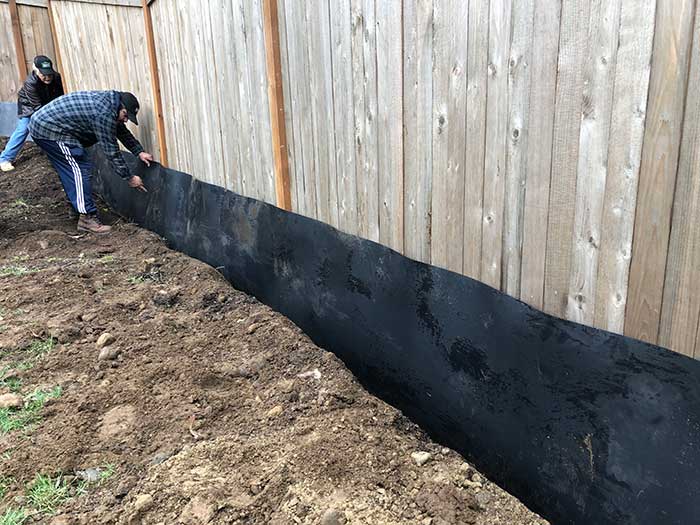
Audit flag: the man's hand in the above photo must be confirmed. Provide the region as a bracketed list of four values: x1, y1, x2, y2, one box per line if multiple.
[138, 152, 154, 167]
[128, 175, 148, 193]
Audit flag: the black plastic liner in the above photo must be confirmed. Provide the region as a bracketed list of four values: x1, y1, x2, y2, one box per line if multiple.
[91, 149, 700, 525]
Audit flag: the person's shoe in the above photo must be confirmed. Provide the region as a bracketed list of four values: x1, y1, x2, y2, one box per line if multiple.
[0, 161, 15, 172]
[77, 214, 112, 235]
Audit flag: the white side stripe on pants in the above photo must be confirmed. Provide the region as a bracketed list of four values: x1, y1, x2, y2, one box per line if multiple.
[58, 142, 86, 214]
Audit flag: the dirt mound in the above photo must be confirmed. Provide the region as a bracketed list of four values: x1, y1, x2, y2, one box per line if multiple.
[0, 141, 548, 524]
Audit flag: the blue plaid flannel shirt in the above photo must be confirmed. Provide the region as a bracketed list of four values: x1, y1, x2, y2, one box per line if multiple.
[29, 90, 144, 180]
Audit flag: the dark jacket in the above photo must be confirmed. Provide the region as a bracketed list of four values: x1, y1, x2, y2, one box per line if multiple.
[17, 71, 64, 118]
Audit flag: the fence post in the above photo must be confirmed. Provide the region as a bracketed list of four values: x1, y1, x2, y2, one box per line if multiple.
[262, 0, 292, 211]
[8, 0, 27, 80]
[141, 0, 168, 167]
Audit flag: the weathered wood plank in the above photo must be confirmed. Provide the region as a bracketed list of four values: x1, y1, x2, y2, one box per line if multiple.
[502, 0, 534, 297]
[481, 0, 511, 289]
[462, 0, 489, 280]
[403, 0, 433, 264]
[543, 0, 591, 316]
[354, 0, 379, 242]
[625, 0, 696, 345]
[594, 0, 656, 332]
[330, 0, 358, 233]
[9, 0, 28, 79]
[659, 8, 700, 357]
[376, 0, 403, 252]
[0, 3, 21, 100]
[431, 0, 468, 273]
[566, 0, 622, 325]
[519, 0, 560, 309]
[141, 0, 167, 166]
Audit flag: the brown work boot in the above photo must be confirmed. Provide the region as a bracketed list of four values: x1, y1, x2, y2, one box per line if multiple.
[77, 213, 112, 235]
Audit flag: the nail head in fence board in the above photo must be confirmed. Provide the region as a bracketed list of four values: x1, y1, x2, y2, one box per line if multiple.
[503, 0, 535, 298]
[141, 0, 168, 167]
[403, 0, 433, 264]
[543, 0, 591, 317]
[519, 0, 561, 309]
[625, 0, 695, 346]
[9, 0, 28, 79]
[566, 0, 622, 326]
[262, 0, 291, 211]
[481, 0, 512, 290]
[659, 5, 700, 357]
[594, 0, 656, 333]
[462, 0, 489, 281]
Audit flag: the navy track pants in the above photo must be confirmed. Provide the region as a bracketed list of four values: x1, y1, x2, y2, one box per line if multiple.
[34, 139, 96, 215]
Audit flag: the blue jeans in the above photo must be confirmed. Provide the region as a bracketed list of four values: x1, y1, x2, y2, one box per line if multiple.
[0, 117, 30, 163]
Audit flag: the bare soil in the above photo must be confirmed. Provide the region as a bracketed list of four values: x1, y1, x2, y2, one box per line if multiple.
[0, 140, 548, 524]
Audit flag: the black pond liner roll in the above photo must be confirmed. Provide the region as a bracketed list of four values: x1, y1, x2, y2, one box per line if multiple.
[91, 149, 700, 525]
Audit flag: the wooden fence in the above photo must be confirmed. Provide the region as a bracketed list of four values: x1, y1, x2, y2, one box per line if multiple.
[1, 0, 700, 359]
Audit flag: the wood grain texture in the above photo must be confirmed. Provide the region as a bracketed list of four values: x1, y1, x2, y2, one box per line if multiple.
[543, 0, 591, 316]
[502, 0, 534, 297]
[141, 0, 167, 167]
[519, 0, 560, 309]
[403, 0, 433, 264]
[659, 6, 700, 356]
[9, 0, 27, 79]
[625, 0, 696, 345]
[481, 0, 512, 289]
[594, 0, 656, 332]
[462, 0, 489, 280]
[566, 0, 622, 325]
[0, 3, 21, 100]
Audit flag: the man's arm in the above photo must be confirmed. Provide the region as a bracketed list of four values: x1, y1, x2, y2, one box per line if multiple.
[116, 122, 144, 156]
[94, 114, 133, 180]
[23, 77, 43, 110]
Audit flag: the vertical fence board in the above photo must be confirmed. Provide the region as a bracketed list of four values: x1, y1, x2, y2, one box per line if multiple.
[594, 0, 656, 332]
[659, 7, 700, 357]
[481, 0, 511, 289]
[543, 0, 591, 316]
[431, 0, 468, 273]
[462, 0, 489, 279]
[502, 0, 534, 297]
[566, 0, 622, 325]
[0, 3, 21, 100]
[376, 0, 403, 252]
[519, 0, 560, 309]
[403, 0, 433, 264]
[625, 0, 696, 345]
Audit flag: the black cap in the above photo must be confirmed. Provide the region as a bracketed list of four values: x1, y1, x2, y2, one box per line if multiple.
[118, 92, 140, 125]
[34, 55, 56, 76]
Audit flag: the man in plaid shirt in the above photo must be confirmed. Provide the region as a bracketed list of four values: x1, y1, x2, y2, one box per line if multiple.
[30, 90, 154, 234]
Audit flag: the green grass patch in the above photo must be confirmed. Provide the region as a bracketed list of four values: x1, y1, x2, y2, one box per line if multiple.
[23, 338, 54, 359]
[0, 266, 35, 278]
[0, 475, 14, 500]
[0, 387, 62, 434]
[0, 508, 27, 525]
[98, 255, 116, 264]
[26, 474, 74, 515]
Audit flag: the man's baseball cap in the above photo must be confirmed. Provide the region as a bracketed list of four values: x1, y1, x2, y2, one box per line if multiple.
[34, 55, 56, 76]
[118, 92, 140, 125]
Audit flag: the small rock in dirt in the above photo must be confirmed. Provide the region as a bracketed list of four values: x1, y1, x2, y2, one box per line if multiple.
[320, 508, 346, 525]
[76, 467, 102, 483]
[266, 405, 283, 418]
[278, 379, 296, 393]
[114, 477, 136, 499]
[246, 323, 260, 335]
[471, 473, 483, 484]
[0, 393, 23, 409]
[475, 490, 491, 510]
[82, 312, 97, 323]
[153, 289, 179, 307]
[297, 369, 322, 380]
[48, 516, 71, 525]
[411, 451, 432, 467]
[133, 493, 154, 513]
[98, 346, 120, 361]
[151, 450, 175, 465]
[96, 333, 116, 349]
[179, 496, 216, 524]
[38, 240, 49, 250]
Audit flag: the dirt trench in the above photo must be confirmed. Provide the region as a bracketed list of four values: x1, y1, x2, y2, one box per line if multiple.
[0, 140, 548, 525]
